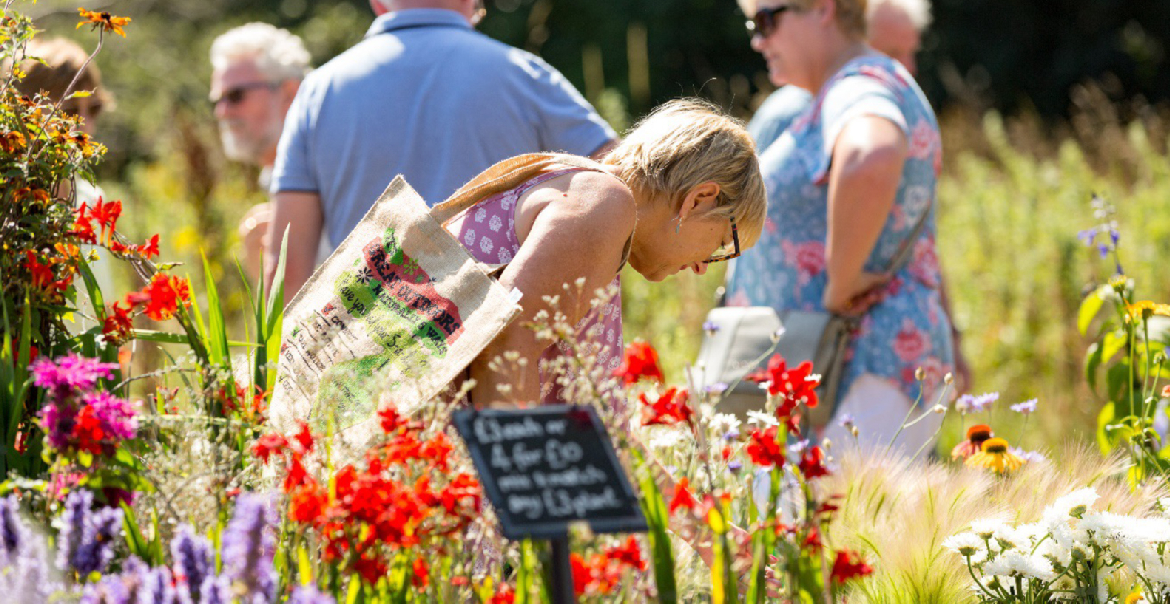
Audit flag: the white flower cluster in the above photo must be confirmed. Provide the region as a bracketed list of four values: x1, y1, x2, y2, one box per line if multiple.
[944, 487, 1170, 603]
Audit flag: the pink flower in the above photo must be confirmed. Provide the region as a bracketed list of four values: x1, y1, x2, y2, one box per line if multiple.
[782, 240, 825, 285]
[908, 120, 937, 160]
[893, 319, 931, 364]
[908, 239, 941, 288]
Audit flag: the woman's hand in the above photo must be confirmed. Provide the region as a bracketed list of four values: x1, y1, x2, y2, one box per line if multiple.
[825, 270, 889, 315]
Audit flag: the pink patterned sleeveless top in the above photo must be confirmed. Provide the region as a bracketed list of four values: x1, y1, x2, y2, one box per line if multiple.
[448, 168, 624, 403]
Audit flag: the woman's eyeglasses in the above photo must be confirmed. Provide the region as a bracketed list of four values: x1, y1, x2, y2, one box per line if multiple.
[703, 219, 741, 264]
[210, 82, 278, 107]
[746, 4, 795, 39]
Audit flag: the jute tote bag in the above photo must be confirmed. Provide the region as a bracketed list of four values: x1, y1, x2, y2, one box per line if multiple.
[268, 154, 605, 459]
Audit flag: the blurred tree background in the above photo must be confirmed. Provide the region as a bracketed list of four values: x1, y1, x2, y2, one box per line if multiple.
[19, 0, 1170, 450]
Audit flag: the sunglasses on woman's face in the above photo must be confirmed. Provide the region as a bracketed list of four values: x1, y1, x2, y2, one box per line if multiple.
[703, 219, 741, 265]
[746, 4, 795, 39]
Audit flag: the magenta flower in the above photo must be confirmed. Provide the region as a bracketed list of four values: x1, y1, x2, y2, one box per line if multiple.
[30, 354, 117, 394]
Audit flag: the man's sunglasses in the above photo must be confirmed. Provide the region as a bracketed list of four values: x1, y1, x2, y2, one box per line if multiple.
[703, 218, 741, 265]
[210, 81, 278, 107]
[746, 4, 795, 39]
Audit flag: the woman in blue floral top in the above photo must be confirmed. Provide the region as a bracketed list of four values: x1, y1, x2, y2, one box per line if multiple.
[729, 0, 959, 453]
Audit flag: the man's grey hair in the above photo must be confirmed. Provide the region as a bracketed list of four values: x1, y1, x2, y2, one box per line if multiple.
[210, 23, 311, 82]
[868, 0, 932, 31]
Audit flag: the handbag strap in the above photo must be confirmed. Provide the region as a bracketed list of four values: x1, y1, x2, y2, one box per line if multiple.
[882, 197, 933, 276]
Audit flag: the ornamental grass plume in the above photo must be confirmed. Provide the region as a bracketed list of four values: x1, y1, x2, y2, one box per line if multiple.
[827, 444, 1167, 603]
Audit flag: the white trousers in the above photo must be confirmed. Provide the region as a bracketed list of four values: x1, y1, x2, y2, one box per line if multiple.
[820, 373, 941, 461]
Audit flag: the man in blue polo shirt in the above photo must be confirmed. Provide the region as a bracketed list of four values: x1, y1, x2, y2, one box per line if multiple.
[267, 0, 616, 298]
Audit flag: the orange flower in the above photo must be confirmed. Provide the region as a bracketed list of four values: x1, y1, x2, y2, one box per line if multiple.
[951, 424, 993, 460]
[965, 437, 1025, 474]
[77, 8, 131, 37]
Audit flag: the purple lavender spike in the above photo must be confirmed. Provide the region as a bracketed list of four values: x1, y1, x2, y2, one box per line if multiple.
[221, 494, 277, 603]
[0, 495, 24, 559]
[171, 525, 214, 604]
[72, 506, 123, 575]
[199, 575, 233, 604]
[56, 489, 93, 573]
[288, 585, 336, 604]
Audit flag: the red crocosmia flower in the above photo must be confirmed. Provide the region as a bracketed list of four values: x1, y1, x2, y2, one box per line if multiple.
[1162, 385, 1170, 399]
[293, 420, 315, 454]
[24, 252, 55, 291]
[420, 432, 454, 471]
[101, 301, 134, 342]
[830, 549, 874, 584]
[252, 433, 288, 462]
[90, 197, 122, 232]
[377, 403, 421, 434]
[747, 355, 820, 410]
[352, 555, 388, 586]
[639, 387, 694, 427]
[721, 446, 732, 461]
[288, 483, 328, 524]
[70, 213, 98, 244]
[798, 445, 830, 479]
[136, 274, 191, 321]
[745, 426, 786, 467]
[570, 553, 593, 596]
[613, 340, 664, 385]
[668, 477, 698, 515]
[139, 234, 160, 259]
[283, 456, 311, 491]
[72, 405, 106, 454]
[490, 585, 516, 604]
[440, 474, 481, 517]
[804, 526, 823, 552]
[411, 557, 429, 587]
[605, 536, 648, 571]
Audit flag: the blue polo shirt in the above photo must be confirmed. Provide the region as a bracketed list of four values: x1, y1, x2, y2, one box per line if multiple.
[271, 9, 615, 249]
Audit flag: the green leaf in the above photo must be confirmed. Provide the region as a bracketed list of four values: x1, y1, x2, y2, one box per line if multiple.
[1102, 329, 1128, 364]
[1078, 286, 1109, 335]
[201, 252, 231, 371]
[1085, 342, 1103, 394]
[265, 227, 290, 337]
[634, 451, 676, 604]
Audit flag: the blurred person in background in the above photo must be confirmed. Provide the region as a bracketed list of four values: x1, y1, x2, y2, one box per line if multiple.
[209, 23, 312, 281]
[748, 0, 930, 152]
[726, 0, 957, 455]
[265, 0, 617, 300]
[12, 38, 116, 325]
[740, 0, 971, 395]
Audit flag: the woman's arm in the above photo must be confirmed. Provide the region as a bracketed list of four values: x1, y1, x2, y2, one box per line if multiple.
[823, 115, 908, 314]
[467, 171, 636, 407]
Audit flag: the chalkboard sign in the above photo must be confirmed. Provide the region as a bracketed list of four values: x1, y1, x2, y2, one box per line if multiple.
[451, 405, 648, 540]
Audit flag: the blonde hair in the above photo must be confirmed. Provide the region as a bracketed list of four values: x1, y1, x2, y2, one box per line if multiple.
[604, 99, 767, 248]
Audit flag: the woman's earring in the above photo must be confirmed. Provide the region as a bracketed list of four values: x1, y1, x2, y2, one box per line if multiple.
[675, 218, 682, 234]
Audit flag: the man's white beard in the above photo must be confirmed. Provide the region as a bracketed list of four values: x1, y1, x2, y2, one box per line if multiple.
[219, 114, 283, 165]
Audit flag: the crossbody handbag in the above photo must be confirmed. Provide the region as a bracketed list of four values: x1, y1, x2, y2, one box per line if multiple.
[694, 200, 933, 429]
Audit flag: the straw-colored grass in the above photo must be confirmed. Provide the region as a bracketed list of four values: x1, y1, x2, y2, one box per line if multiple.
[830, 444, 1168, 603]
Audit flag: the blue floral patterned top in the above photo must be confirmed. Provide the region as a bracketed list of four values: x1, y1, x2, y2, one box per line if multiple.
[726, 54, 955, 405]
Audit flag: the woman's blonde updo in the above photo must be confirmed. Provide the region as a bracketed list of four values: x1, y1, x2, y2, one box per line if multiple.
[604, 98, 767, 248]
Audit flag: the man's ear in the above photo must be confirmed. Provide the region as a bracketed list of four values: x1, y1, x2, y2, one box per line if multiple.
[677, 182, 722, 220]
